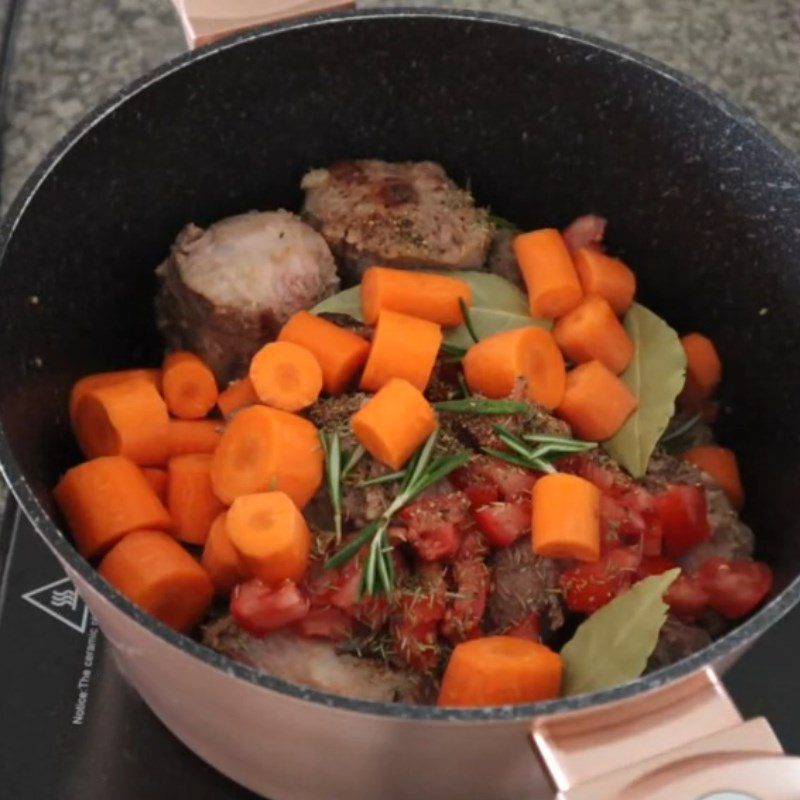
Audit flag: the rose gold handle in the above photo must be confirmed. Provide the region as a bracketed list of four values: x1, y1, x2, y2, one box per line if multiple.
[171, 0, 355, 48]
[532, 667, 800, 799]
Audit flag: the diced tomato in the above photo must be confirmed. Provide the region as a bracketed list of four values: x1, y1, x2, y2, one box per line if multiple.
[441, 558, 490, 644]
[231, 579, 310, 638]
[562, 214, 607, 253]
[463, 482, 500, 509]
[454, 457, 537, 501]
[697, 557, 773, 619]
[457, 526, 490, 561]
[304, 552, 390, 631]
[563, 455, 662, 556]
[560, 547, 640, 614]
[472, 500, 531, 548]
[637, 555, 678, 579]
[406, 522, 462, 562]
[294, 607, 354, 641]
[505, 613, 541, 642]
[664, 573, 709, 619]
[399, 492, 470, 562]
[392, 564, 447, 672]
[654, 484, 710, 558]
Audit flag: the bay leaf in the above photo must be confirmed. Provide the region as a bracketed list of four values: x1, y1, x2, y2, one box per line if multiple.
[310, 271, 550, 346]
[603, 303, 686, 477]
[561, 569, 680, 696]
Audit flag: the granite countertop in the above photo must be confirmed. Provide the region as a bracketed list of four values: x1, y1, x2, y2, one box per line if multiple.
[0, 0, 798, 516]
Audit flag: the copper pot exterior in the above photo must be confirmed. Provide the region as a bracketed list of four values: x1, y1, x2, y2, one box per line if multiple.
[64, 562, 555, 800]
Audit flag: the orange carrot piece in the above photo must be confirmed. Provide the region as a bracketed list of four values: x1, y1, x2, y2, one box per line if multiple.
[73, 378, 169, 466]
[210, 405, 323, 508]
[556, 360, 638, 441]
[553, 295, 634, 374]
[351, 378, 437, 470]
[514, 228, 583, 318]
[167, 454, 226, 545]
[69, 368, 161, 428]
[279, 310, 370, 395]
[201, 512, 245, 595]
[683, 446, 744, 510]
[217, 378, 260, 417]
[360, 309, 443, 393]
[360, 266, 473, 327]
[437, 636, 562, 706]
[98, 529, 213, 632]
[162, 351, 218, 420]
[249, 341, 323, 412]
[678, 333, 722, 412]
[573, 248, 636, 315]
[53, 456, 171, 558]
[167, 419, 223, 457]
[226, 491, 311, 585]
[141, 467, 168, 504]
[532, 473, 601, 561]
[462, 326, 566, 410]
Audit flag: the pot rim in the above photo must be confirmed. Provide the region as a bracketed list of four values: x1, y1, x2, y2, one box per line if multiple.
[1, 7, 799, 723]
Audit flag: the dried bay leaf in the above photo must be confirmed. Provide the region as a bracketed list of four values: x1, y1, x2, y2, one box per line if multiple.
[561, 569, 680, 696]
[603, 304, 686, 477]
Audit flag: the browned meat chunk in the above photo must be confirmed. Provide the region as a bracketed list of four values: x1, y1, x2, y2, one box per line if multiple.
[646, 452, 754, 572]
[647, 615, 712, 671]
[156, 210, 339, 384]
[203, 616, 425, 703]
[485, 227, 524, 288]
[301, 160, 493, 278]
[486, 539, 565, 637]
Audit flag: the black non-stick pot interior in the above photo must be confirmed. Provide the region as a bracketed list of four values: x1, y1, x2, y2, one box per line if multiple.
[1, 12, 800, 597]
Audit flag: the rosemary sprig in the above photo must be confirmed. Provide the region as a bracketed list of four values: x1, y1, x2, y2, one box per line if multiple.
[325, 431, 470, 595]
[659, 413, 701, 445]
[484, 424, 596, 473]
[459, 297, 480, 343]
[457, 373, 470, 399]
[433, 397, 529, 415]
[319, 431, 364, 543]
[487, 212, 517, 231]
[358, 469, 405, 487]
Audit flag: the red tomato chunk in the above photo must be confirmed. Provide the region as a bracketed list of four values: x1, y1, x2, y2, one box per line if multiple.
[654, 484, 710, 557]
[231, 579, 310, 637]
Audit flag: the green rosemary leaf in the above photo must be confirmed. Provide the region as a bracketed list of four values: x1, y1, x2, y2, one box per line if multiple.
[358, 470, 406, 487]
[488, 212, 517, 231]
[522, 432, 597, 448]
[408, 451, 471, 496]
[341, 444, 365, 480]
[482, 447, 536, 469]
[325, 520, 378, 570]
[494, 425, 538, 460]
[459, 297, 480, 343]
[458, 373, 470, 399]
[434, 398, 529, 415]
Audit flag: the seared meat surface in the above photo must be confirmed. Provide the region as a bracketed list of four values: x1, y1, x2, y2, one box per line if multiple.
[646, 451, 754, 571]
[301, 160, 493, 278]
[486, 539, 564, 636]
[156, 210, 338, 384]
[648, 615, 712, 671]
[203, 616, 427, 703]
[485, 226, 524, 288]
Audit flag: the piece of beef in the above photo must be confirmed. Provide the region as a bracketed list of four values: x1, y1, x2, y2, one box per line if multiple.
[647, 615, 712, 671]
[156, 210, 339, 384]
[204, 617, 425, 702]
[645, 451, 754, 571]
[486, 539, 565, 637]
[485, 227, 524, 288]
[306, 392, 368, 452]
[301, 160, 493, 279]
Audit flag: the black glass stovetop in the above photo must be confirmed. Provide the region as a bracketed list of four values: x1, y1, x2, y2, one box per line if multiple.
[0, 500, 798, 799]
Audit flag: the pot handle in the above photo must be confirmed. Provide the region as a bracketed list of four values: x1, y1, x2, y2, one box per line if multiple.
[170, 0, 355, 48]
[531, 666, 800, 799]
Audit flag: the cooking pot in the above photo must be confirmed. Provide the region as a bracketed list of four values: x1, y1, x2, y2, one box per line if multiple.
[1, 4, 800, 798]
